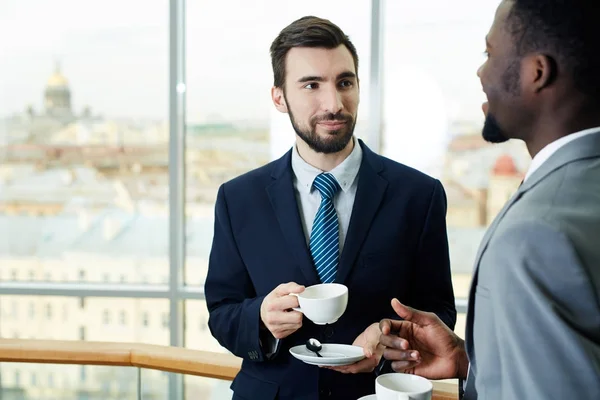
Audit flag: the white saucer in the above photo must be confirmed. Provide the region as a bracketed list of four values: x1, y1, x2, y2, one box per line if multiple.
[357, 396, 377, 400]
[289, 343, 365, 366]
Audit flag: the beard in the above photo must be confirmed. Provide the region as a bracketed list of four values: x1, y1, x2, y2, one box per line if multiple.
[284, 93, 356, 154]
[482, 113, 510, 143]
[481, 60, 520, 144]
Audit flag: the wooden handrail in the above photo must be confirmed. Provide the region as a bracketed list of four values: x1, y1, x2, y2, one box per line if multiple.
[0, 339, 457, 399]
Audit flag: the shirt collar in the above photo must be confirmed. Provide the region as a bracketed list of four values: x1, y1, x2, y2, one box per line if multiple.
[524, 126, 600, 182]
[291, 138, 363, 194]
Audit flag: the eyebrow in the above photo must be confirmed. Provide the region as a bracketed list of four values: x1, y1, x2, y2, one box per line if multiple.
[297, 71, 357, 83]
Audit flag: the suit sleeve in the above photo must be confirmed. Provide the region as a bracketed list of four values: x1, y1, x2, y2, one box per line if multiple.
[410, 179, 457, 329]
[205, 184, 268, 362]
[484, 221, 600, 399]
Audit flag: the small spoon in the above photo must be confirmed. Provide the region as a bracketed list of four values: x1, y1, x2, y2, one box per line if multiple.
[306, 338, 323, 357]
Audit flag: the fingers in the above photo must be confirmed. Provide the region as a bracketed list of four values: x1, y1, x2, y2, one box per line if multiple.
[382, 347, 421, 363]
[262, 309, 302, 327]
[379, 318, 408, 336]
[265, 294, 300, 312]
[323, 357, 379, 374]
[379, 333, 409, 351]
[390, 298, 435, 326]
[360, 323, 382, 358]
[273, 282, 305, 297]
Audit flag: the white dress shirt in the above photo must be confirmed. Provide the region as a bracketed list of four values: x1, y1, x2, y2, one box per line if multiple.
[524, 126, 600, 182]
[260, 140, 363, 357]
[291, 139, 363, 253]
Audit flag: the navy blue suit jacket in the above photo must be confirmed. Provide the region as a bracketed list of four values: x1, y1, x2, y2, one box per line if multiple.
[205, 140, 456, 400]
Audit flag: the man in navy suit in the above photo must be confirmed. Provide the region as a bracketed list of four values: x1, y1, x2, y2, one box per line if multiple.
[205, 16, 456, 400]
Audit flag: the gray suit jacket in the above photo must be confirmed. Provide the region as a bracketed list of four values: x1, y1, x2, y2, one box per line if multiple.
[463, 131, 600, 399]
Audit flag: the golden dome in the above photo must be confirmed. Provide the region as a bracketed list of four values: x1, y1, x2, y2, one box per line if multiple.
[46, 63, 69, 88]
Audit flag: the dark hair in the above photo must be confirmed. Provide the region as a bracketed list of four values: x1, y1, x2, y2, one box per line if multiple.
[269, 16, 359, 88]
[506, 0, 600, 99]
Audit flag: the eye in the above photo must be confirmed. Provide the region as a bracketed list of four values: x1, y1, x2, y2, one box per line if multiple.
[304, 82, 319, 90]
[339, 80, 353, 88]
[483, 50, 490, 58]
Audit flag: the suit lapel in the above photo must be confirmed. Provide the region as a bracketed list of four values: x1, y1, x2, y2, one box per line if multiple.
[465, 187, 522, 365]
[336, 142, 388, 284]
[266, 151, 320, 286]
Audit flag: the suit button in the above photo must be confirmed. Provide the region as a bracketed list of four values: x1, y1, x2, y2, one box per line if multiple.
[324, 326, 334, 338]
[319, 388, 332, 397]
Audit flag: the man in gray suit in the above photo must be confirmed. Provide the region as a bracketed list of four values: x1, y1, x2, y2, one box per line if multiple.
[376, 0, 600, 398]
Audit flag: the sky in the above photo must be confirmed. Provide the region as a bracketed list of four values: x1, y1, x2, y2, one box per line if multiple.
[0, 0, 499, 125]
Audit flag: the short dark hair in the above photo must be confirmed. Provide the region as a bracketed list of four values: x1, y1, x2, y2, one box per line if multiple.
[506, 0, 600, 100]
[269, 16, 359, 88]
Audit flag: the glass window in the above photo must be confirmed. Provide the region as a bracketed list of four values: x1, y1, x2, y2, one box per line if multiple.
[0, 296, 168, 345]
[0, 0, 169, 284]
[185, 300, 226, 353]
[0, 363, 143, 400]
[382, 0, 528, 338]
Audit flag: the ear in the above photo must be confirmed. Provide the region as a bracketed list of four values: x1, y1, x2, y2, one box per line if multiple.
[527, 54, 556, 93]
[271, 86, 288, 113]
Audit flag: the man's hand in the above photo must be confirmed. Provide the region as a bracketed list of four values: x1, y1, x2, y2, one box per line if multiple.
[260, 282, 305, 339]
[379, 298, 468, 380]
[325, 322, 384, 374]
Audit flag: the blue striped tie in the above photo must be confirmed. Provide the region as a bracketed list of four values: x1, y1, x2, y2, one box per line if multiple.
[310, 173, 341, 283]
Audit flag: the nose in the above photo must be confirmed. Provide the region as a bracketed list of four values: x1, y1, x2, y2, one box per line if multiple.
[477, 63, 483, 79]
[321, 85, 343, 114]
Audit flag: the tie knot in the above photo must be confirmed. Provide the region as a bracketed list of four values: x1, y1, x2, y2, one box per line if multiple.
[313, 173, 340, 200]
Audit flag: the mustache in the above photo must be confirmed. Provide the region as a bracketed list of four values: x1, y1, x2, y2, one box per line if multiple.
[312, 112, 353, 124]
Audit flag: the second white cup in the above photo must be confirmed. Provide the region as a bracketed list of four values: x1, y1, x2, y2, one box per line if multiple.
[375, 373, 433, 400]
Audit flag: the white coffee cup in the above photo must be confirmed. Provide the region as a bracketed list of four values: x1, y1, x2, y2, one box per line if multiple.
[291, 283, 348, 325]
[375, 373, 433, 400]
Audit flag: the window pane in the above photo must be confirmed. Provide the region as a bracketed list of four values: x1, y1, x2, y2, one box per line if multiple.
[0, 296, 168, 344]
[0, 0, 169, 284]
[0, 364, 146, 400]
[185, 299, 233, 398]
[382, 0, 529, 337]
[184, 0, 372, 286]
[185, 375, 233, 400]
[185, 300, 225, 353]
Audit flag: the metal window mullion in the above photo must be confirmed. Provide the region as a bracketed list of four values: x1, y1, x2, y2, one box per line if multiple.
[0, 282, 170, 298]
[168, 0, 186, 399]
[368, 0, 384, 153]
